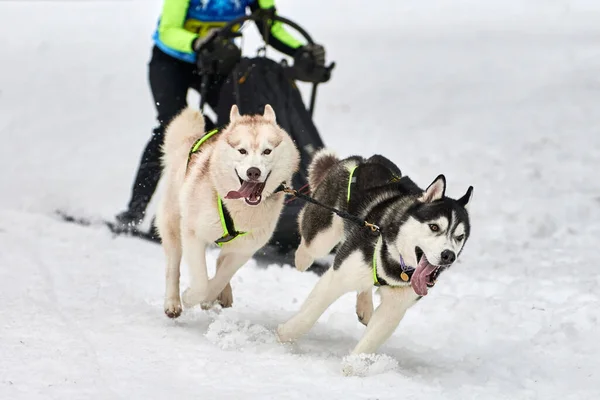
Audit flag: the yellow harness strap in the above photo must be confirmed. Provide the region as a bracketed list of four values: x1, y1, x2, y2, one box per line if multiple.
[373, 235, 382, 286]
[214, 196, 247, 247]
[188, 128, 220, 162]
[187, 128, 247, 246]
[347, 165, 358, 203]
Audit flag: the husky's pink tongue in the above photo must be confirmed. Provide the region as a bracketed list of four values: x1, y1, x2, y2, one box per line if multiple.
[410, 256, 438, 296]
[225, 181, 264, 200]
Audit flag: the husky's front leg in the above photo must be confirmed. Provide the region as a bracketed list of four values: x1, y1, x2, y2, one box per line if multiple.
[204, 251, 251, 308]
[180, 229, 209, 308]
[159, 214, 183, 318]
[351, 286, 416, 355]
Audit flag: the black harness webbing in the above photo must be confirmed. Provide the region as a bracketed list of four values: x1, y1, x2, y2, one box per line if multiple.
[274, 180, 381, 234]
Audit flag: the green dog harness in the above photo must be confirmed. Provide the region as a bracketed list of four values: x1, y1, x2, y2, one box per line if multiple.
[344, 164, 410, 286]
[188, 128, 220, 160]
[214, 197, 248, 246]
[188, 128, 247, 247]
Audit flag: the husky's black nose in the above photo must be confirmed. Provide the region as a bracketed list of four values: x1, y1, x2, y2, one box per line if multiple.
[441, 250, 456, 264]
[246, 167, 261, 181]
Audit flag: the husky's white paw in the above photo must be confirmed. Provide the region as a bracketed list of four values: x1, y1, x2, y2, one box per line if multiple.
[276, 323, 295, 343]
[341, 361, 355, 377]
[200, 300, 217, 310]
[164, 297, 182, 319]
[294, 246, 313, 272]
[217, 283, 233, 308]
[181, 287, 205, 308]
[341, 353, 399, 377]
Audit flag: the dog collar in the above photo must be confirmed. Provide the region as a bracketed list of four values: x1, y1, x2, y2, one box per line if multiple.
[372, 236, 415, 286]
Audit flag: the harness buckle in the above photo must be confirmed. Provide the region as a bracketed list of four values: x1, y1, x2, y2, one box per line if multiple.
[364, 222, 380, 232]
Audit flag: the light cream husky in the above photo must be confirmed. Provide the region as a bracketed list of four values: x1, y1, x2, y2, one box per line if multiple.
[155, 104, 300, 318]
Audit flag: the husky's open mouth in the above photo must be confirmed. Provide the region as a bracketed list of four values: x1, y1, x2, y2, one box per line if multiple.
[411, 247, 445, 296]
[224, 172, 269, 205]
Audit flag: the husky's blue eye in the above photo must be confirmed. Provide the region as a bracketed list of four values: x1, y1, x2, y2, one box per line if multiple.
[238, 149, 247, 155]
[263, 149, 272, 155]
[429, 224, 439, 232]
[456, 234, 465, 241]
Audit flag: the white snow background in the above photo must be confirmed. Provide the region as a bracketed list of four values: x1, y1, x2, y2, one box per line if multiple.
[1, 0, 599, 399]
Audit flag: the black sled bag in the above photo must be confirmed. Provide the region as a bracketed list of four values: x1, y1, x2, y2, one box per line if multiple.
[215, 57, 326, 253]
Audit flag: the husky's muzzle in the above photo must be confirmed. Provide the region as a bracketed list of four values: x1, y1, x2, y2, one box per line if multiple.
[226, 170, 271, 205]
[412, 247, 451, 296]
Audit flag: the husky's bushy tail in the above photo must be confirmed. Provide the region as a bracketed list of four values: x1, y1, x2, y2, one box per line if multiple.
[155, 107, 207, 242]
[160, 107, 206, 179]
[307, 148, 339, 190]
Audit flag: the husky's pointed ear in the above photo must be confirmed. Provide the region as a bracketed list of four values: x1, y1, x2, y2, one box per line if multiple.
[263, 104, 276, 123]
[420, 174, 446, 203]
[457, 186, 473, 211]
[230, 104, 242, 122]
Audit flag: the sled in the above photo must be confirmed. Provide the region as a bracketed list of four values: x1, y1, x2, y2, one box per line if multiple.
[58, 10, 334, 274]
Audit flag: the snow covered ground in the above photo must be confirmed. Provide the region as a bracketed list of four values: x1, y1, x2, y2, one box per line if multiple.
[1, 0, 600, 398]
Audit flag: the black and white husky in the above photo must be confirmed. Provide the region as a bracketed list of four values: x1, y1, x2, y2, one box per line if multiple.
[277, 149, 473, 356]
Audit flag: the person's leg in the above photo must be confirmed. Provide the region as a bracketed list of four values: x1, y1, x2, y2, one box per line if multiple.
[116, 46, 194, 226]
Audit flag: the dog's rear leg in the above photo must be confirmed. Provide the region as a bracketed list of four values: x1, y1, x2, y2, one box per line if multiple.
[180, 228, 209, 308]
[158, 212, 183, 319]
[207, 252, 251, 309]
[205, 252, 251, 309]
[295, 215, 343, 272]
[351, 286, 415, 355]
[356, 290, 374, 326]
[217, 283, 233, 309]
[277, 266, 351, 342]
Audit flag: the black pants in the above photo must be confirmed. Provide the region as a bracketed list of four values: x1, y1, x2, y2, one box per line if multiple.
[125, 46, 225, 215]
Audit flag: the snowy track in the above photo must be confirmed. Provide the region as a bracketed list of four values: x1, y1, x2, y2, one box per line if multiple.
[1, 1, 599, 399]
